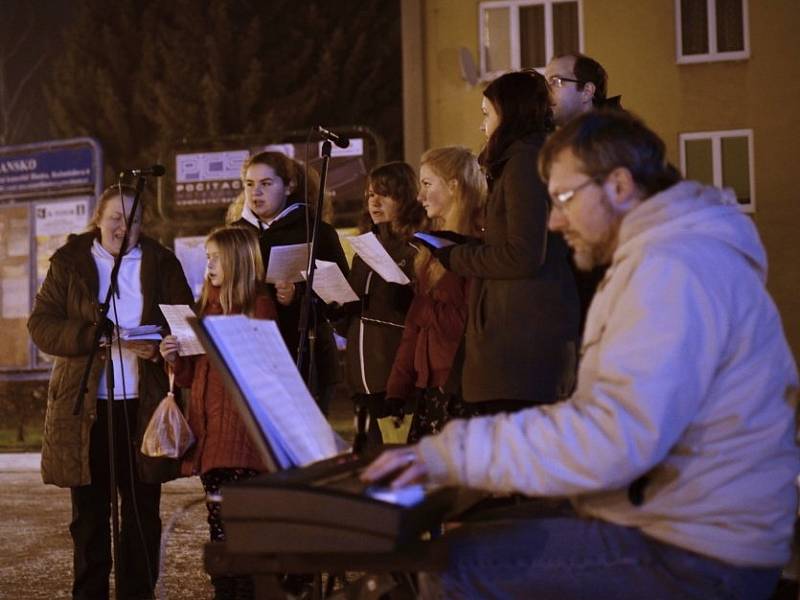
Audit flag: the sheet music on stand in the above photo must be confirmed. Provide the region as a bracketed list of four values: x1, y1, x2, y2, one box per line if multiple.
[192, 315, 340, 470]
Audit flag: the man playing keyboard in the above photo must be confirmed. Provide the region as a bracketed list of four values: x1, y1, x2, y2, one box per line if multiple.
[362, 111, 799, 600]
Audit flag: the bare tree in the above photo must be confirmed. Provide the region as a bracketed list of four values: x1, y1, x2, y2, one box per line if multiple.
[0, 7, 46, 146]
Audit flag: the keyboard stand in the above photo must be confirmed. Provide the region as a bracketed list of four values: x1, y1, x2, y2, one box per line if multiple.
[204, 540, 447, 599]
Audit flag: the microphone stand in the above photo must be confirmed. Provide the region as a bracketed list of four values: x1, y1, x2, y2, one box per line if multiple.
[296, 140, 332, 398]
[72, 176, 146, 600]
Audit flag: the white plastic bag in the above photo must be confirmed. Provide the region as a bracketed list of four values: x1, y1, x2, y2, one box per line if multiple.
[141, 369, 195, 458]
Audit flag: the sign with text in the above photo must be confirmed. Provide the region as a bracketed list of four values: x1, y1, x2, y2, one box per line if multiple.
[0, 145, 96, 199]
[172, 140, 368, 228]
[174, 150, 248, 208]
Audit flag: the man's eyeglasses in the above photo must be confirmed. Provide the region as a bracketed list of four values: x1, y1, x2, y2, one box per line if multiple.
[552, 177, 602, 208]
[548, 75, 583, 88]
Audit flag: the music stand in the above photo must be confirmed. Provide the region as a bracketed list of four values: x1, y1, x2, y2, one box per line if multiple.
[187, 315, 462, 598]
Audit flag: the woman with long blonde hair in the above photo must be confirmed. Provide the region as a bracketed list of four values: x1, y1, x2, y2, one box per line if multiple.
[413, 146, 485, 293]
[160, 225, 276, 599]
[385, 146, 486, 441]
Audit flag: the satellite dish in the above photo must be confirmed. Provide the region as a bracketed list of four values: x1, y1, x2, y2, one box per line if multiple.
[458, 47, 479, 86]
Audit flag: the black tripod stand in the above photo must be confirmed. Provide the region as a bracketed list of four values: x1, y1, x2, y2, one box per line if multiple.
[295, 139, 333, 401]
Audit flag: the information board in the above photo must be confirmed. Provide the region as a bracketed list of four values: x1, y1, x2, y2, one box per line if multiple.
[0, 145, 96, 200]
[0, 138, 101, 377]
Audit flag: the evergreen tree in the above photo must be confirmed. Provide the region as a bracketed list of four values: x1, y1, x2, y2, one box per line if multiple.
[46, 0, 403, 184]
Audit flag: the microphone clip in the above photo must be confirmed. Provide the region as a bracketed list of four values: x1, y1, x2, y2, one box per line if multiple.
[316, 126, 350, 149]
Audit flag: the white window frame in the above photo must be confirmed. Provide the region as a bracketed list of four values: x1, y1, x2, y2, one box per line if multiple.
[675, 0, 750, 64]
[679, 129, 755, 213]
[479, 0, 584, 79]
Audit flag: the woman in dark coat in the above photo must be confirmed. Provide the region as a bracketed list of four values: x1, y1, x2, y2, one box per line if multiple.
[231, 151, 348, 415]
[28, 184, 193, 599]
[335, 161, 426, 448]
[432, 71, 581, 413]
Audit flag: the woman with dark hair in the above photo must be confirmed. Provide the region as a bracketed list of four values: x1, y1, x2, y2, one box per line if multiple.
[336, 161, 428, 448]
[430, 70, 581, 414]
[232, 151, 348, 414]
[28, 185, 194, 599]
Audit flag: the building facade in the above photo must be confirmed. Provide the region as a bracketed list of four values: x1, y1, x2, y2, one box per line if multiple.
[402, 0, 800, 362]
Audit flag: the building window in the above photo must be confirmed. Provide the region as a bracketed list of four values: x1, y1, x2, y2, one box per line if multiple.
[675, 0, 749, 63]
[479, 0, 582, 78]
[679, 129, 755, 212]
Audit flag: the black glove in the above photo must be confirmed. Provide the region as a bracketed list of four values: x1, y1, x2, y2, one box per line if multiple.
[382, 396, 406, 420]
[428, 230, 469, 244]
[326, 299, 362, 322]
[386, 282, 414, 313]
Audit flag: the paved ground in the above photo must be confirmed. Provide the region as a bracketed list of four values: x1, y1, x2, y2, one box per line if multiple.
[0, 455, 213, 599]
[0, 396, 356, 599]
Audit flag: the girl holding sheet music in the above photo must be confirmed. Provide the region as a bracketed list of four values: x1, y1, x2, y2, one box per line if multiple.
[159, 225, 276, 600]
[334, 161, 427, 449]
[231, 151, 348, 415]
[385, 147, 486, 442]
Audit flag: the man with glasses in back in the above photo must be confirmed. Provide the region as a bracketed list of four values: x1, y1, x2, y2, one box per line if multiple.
[363, 110, 798, 599]
[544, 52, 622, 333]
[544, 52, 621, 127]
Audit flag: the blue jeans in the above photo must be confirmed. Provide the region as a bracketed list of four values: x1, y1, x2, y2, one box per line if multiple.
[419, 504, 781, 599]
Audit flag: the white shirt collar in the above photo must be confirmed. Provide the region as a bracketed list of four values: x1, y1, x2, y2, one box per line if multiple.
[240, 202, 305, 230]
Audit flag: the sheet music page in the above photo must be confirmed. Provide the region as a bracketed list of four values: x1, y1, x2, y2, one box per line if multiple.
[158, 304, 205, 356]
[202, 315, 339, 468]
[266, 243, 310, 283]
[346, 232, 411, 285]
[303, 260, 359, 305]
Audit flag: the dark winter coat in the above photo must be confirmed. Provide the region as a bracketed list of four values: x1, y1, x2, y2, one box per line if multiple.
[338, 223, 417, 395]
[233, 204, 348, 388]
[174, 285, 276, 477]
[28, 232, 194, 488]
[442, 134, 581, 404]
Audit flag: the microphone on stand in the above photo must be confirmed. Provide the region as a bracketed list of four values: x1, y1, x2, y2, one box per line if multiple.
[316, 126, 350, 149]
[119, 164, 166, 178]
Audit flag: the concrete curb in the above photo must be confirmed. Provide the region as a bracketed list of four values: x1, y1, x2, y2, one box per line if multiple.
[0, 452, 40, 472]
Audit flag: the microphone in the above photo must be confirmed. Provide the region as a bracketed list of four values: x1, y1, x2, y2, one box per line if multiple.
[119, 164, 166, 177]
[316, 126, 350, 149]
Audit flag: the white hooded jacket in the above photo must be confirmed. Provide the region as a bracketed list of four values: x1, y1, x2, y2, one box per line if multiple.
[418, 181, 799, 567]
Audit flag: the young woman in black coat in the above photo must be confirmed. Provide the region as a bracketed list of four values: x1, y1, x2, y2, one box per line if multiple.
[231, 151, 348, 414]
[431, 71, 581, 414]
[335, 161, 427, 448]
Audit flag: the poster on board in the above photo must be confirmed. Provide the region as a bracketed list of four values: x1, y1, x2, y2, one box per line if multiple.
[174, 235, 208, 300]
[34, 198, 91, 287]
